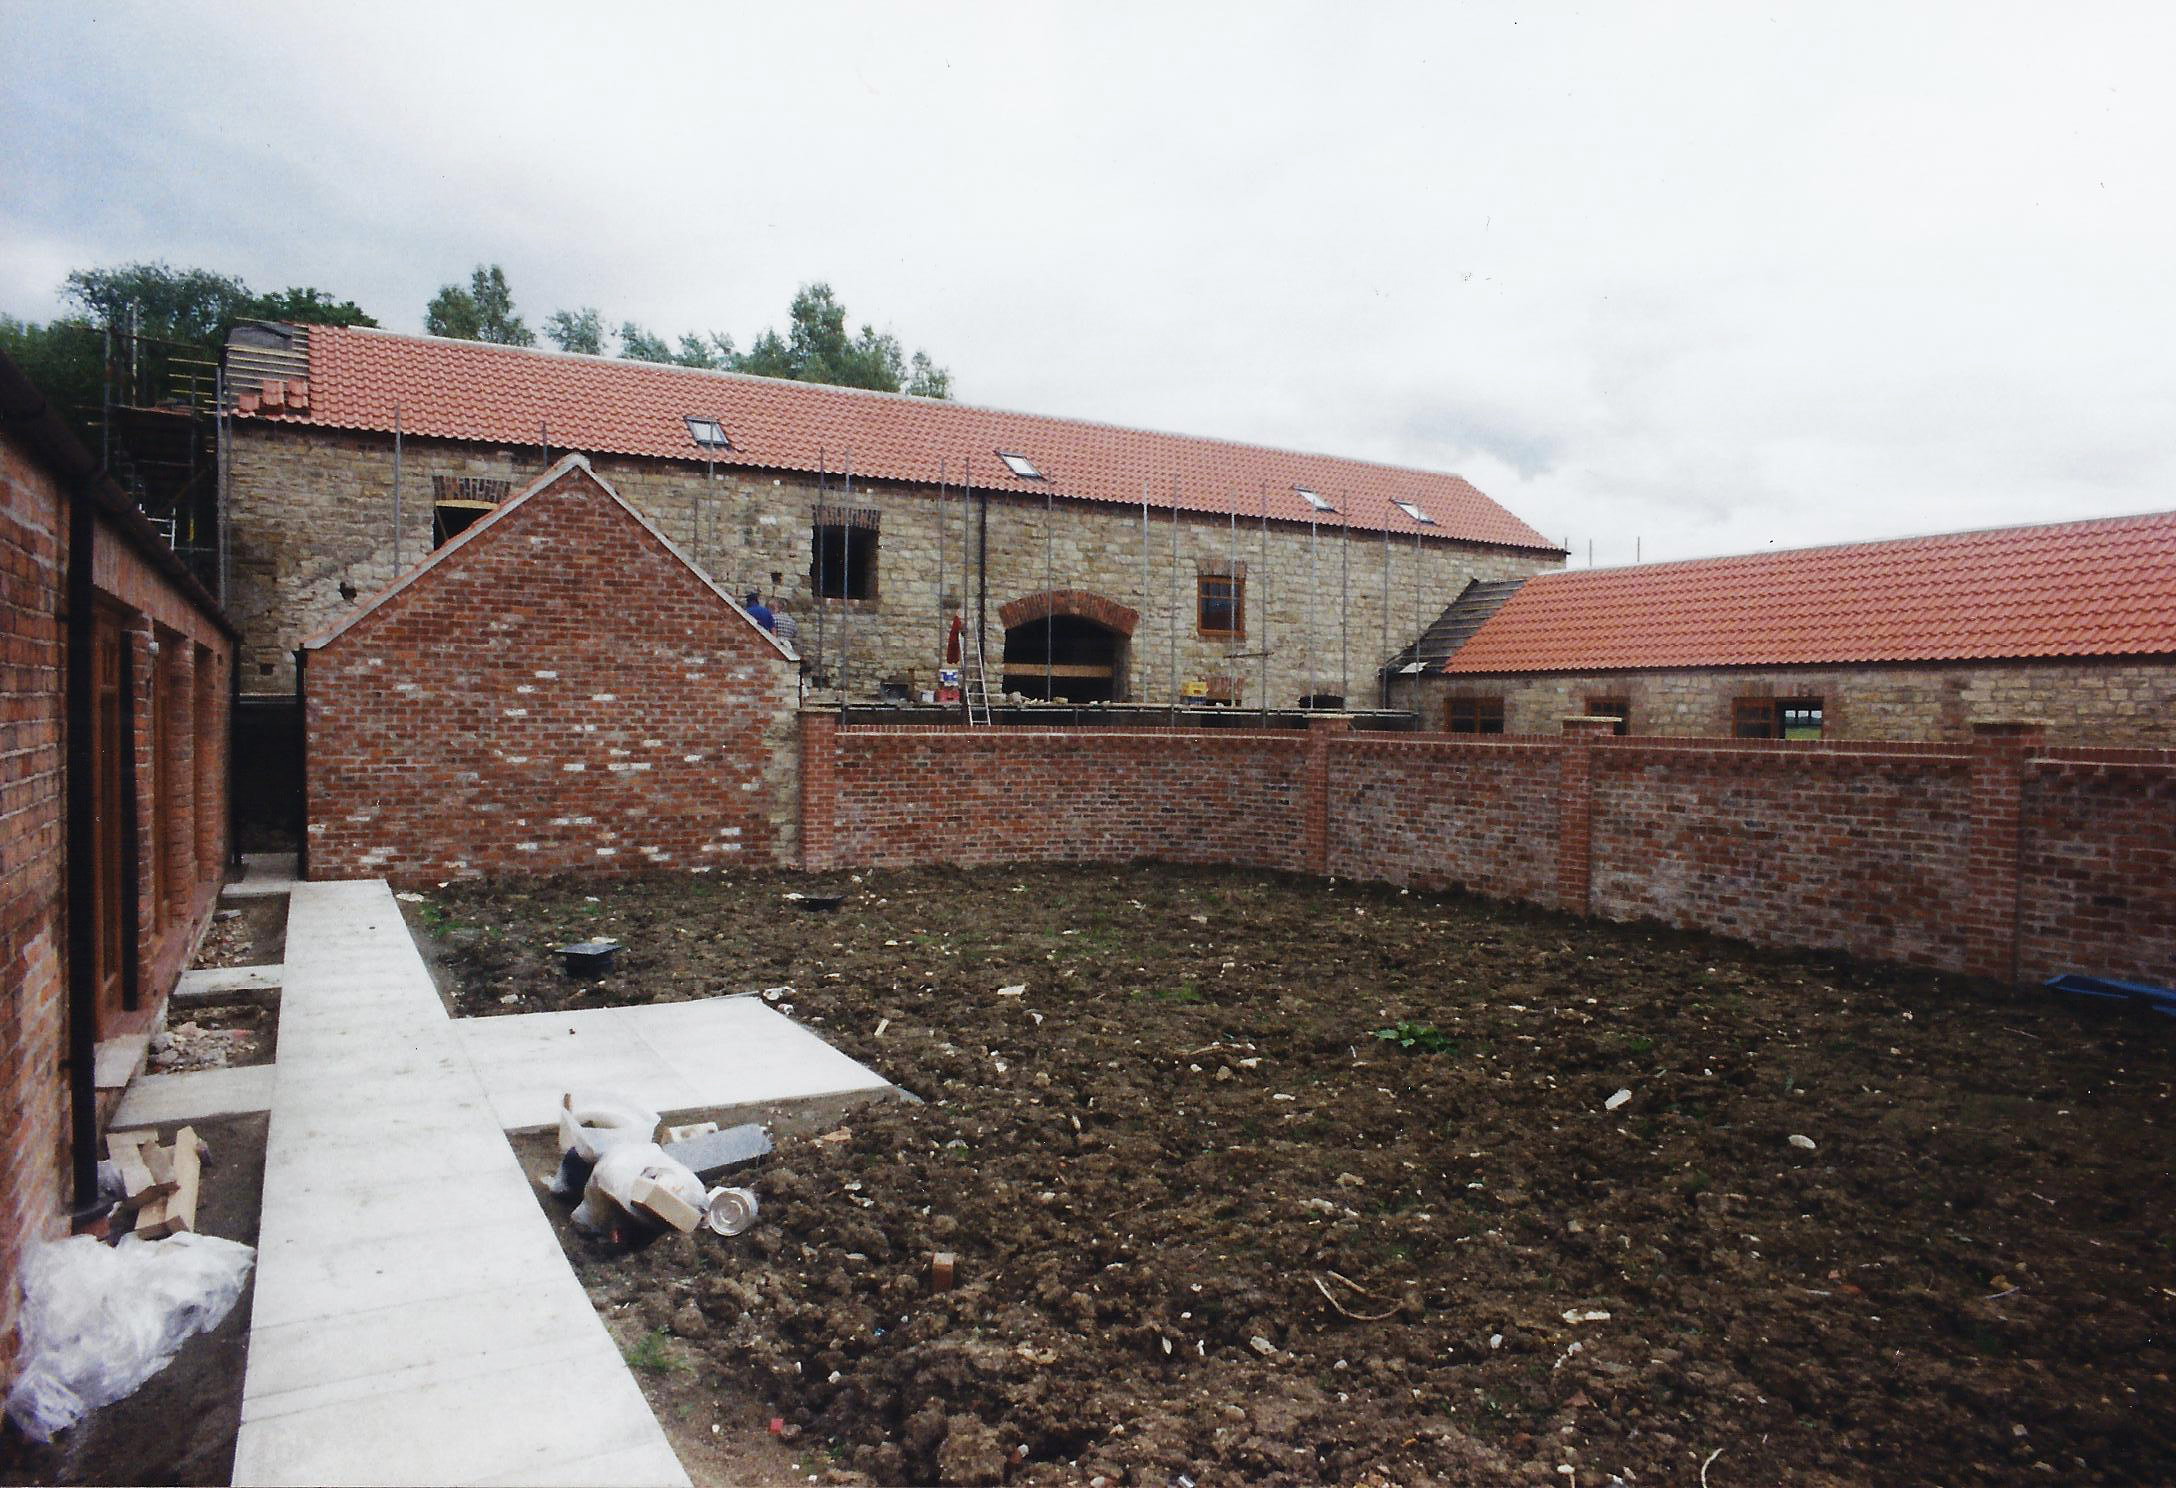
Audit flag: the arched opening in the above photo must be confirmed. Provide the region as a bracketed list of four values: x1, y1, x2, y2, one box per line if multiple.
[1001, 614, 1126, 702]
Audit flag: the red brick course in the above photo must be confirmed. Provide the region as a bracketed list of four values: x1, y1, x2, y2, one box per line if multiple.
[304, 459, 799, 883]
[805, 717, 2173, 990]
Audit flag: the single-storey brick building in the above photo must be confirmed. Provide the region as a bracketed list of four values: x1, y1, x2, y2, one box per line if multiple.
[0, 350, 235, 1382]
[222, 322, 1564, 707]
[1400, 510, 2176, 746]
[303, 454, 799, 884]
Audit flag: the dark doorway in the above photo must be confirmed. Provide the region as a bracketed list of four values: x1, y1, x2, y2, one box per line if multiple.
[1001, 615, 1124, 702]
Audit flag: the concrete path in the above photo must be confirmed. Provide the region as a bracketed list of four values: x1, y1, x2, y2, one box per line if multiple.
[231, 880, 692, 1488]
[176, 963, 283, 997]
[454, 997, 893, 1132]
[223, 851, 301, 899]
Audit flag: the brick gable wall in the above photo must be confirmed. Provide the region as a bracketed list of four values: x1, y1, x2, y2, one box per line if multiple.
[304, 464, 800, 883]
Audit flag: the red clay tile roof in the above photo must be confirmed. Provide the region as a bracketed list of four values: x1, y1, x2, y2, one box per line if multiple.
[1444, 510, 2176, 673]
[237, 324, 1558, 551]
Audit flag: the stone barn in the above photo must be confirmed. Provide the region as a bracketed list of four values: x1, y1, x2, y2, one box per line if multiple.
[301, 454, 800, 883]
[222, 321, 1564, 709]
[1400, 509, 2176, 747]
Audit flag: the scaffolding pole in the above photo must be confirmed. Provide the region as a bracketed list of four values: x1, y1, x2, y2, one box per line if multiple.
[1227, 508, 1239, 705]
[814, 447, 827, 689]
[1044, 479, 1054, 701]
[1380, 522, 1390, 707]
[937, 457, 948, 681]
[1339, 503, 1350, 709]
[1307, 504, 1318, 708]
[840, 447, 853, 707]
[1258, 484, 1270, 723]
[392, 404, 403, 575]
[1138, 478, 1149, 705]
[1168, 481, 1179, 723]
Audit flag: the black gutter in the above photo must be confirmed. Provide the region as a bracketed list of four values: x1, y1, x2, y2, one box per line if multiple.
[294, 648, 308, 882]
[61, 470, 99, 1216]
[118, 629, 140, 1012]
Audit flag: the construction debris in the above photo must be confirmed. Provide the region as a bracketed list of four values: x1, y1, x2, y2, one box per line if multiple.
[662, 1122, 772, 1179]
[107, 1129, 206, 1237]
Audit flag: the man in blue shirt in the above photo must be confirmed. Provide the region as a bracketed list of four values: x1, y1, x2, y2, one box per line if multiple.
[744, 590, 775, 632]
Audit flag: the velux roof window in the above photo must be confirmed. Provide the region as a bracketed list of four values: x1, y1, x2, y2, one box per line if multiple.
[1296, 487, 1336, 513]
[1392, 498, 1436, 525]
[685, 416, 731, 450]
[996, 450, 1044, 479]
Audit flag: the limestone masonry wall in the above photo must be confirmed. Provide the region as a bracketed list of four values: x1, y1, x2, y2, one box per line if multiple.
[1410, 660, 2176, 748]
[304, 463, 799, 884]
[231, 424, 1556, 701]
[807, 718, 2174, 989]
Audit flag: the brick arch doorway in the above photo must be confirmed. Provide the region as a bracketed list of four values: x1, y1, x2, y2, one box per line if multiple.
[997, 590, 1139, 703]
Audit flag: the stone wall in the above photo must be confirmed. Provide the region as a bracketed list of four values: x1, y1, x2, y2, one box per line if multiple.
[229, 423, 1557, 701]
[303, 460, 801, 884]
[1405, 658, 2176, 747]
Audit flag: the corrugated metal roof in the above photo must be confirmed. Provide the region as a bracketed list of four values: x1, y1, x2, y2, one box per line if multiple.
[1443, 510, 2176, 672]
[230, 324, 1560, 551]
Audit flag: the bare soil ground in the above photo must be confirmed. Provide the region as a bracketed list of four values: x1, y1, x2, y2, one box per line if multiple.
[419, 864, 2176, 1487]
[190, 896, 287, 970]
[0, 1113, 267, 1485]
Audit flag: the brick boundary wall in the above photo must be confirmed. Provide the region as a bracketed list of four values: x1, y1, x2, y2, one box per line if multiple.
[805, 716, 2175, 989]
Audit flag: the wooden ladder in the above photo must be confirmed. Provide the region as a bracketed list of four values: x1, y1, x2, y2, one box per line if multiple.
[963, 625, 995, 725]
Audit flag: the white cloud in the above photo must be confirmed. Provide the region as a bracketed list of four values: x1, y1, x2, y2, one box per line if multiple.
[3, 0, 2171, 568]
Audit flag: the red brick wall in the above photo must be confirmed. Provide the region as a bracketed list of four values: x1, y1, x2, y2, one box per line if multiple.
[305, 460, 800, 883]
[1326, 735, 1560, 902]
[2018, 749, 2176, 988]
[0, 430, 69, 1388]
[807, 719, 2174, 991]
[1586, 738, 1974, 971]
[0, 426, 232, 1386]
[819, 723, 1309, 873]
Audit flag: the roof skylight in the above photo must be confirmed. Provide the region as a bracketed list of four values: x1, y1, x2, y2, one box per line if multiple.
[685, 416, 731, 450]
[996, 450, 1044, 479]
[1392, 498, 1436, 525]
[1296, 487, 1336, 513]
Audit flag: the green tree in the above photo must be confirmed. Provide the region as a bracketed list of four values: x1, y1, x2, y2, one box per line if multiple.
[243, 285, 377, 329]
[544, 306, 606, 355]
[733, 282, 951, 396]
[425, 264, 532, 346]
[0, 314, 104, 425]
[617, 322, 675, 363]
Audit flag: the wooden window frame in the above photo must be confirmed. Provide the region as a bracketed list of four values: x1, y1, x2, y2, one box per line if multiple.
[1734, 696, 1825, 739]
[1196, 573, 1245, 639]
[1444, 694, 1506, 735]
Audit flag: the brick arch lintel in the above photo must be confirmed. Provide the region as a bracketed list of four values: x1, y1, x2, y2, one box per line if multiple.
[996, 589, 1140, 637]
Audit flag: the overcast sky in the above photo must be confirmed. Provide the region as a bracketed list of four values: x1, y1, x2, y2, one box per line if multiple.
[4, 2, 2170, 565]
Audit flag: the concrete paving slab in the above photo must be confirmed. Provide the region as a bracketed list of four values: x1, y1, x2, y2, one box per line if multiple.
[222, 852, 301, 899]
[112, 1063, 276, 1126]
[453, 997, 891, 1132]
[177, 963, 284, 996]
[233, 1337, 673, 1488]
[234, 879, 689, 1488]
[242, 1278, 603, 1409]
[92, 1032, 149, 1090]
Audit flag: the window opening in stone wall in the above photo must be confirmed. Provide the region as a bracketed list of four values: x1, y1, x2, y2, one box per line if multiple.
[1586, 696, 1631, 735]
[1299, 691, 1346, 710]
[1197, 573, 1244, 637]
[1733, 696, 1824, 739]
[1002, 614, 1125, 703]
[812, 506, 880, 601]
[1779, 697, 1824, 739]
[432, 476, 509, 548]
[1445, 695, 1505, 734]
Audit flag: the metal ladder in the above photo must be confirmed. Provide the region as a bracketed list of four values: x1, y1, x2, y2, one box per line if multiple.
[963, 624, 995, 725]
